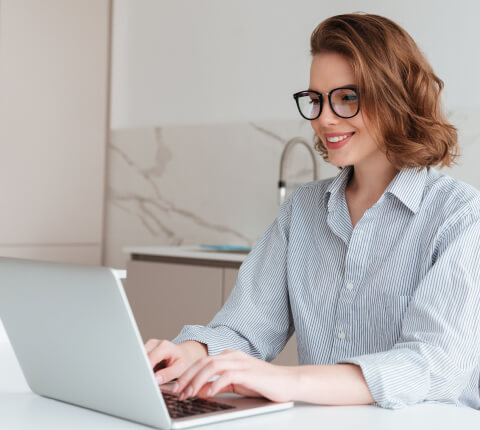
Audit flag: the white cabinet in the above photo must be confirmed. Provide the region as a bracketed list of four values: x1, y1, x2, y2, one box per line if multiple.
[125, 260, 224, 342]
[0, 0, 110, 265]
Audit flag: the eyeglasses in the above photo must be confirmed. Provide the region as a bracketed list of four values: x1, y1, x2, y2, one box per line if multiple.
[293, 87, 359, 120]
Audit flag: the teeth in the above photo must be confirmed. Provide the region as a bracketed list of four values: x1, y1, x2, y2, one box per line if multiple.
[326, 134, 351, 143]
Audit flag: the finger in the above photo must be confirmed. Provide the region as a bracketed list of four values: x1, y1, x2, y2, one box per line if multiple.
[153, 359, 168, 373]
[173, 354, 235, 397]
[172, 356, 210, 397]
[144, 338, 160, 354]
[180, 358, 250, 400]
[155, 358, 188, 385]
[207, 370, 243, 397]
[180, 361, 232, 399]
[197, 379, 261, 399]
[147, 340, 174, 368]
[196, 380, 219, 398]
[196, 381, 230, 398]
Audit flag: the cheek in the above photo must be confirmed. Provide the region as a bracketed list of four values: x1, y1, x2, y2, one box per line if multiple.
[353, 118, 382, 154]
[350, 114, 367, 132]
[355, 112, 377, 138]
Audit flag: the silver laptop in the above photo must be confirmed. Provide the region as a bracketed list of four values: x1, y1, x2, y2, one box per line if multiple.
[0, 257, 293, 429]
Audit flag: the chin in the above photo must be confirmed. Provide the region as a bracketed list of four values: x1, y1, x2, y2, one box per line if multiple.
[327, 154, 353, 168]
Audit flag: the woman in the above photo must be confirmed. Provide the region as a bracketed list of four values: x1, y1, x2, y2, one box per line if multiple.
[145, 13, 480, 409]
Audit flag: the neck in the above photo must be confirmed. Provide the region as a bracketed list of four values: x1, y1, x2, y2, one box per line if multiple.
[347, 158, 399, 201]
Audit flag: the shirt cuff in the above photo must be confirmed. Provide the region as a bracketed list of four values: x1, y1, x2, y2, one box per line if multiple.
[172, 325, 260, 358]
[339, 348, 430, 409]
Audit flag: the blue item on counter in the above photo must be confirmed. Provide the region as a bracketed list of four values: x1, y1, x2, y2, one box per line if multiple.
[199, 244, 251, 252]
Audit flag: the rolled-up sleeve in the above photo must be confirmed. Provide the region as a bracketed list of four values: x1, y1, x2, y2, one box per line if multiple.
[172, 196, 294, 361]
[341, 209, 480, 409]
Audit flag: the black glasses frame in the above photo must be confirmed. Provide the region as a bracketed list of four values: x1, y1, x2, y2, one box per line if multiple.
[293, 87, 360, 120]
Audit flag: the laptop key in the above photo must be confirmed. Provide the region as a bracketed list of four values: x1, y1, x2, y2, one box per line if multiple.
[162, 391, 235, 418]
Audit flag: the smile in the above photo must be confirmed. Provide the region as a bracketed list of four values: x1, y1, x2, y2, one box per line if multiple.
[324, 132, 355, 150]
[326, 132, 354, 143]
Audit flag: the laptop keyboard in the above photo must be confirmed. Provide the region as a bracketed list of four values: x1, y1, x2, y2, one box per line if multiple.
[162, 391, 236, 419]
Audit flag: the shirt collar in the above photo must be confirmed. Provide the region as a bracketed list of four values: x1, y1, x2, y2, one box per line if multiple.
[324, 166, 353, 213]
[384, 167, 428, 214]
[324, 166, 428, 214]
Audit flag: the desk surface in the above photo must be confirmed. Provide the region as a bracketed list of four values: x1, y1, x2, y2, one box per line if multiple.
[1, 342, 478, 430]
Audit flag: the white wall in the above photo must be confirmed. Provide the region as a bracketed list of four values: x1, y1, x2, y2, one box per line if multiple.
[111, 0, 480, 129]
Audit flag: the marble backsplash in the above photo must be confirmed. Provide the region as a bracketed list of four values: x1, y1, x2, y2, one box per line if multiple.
[105, 112, 480, 269]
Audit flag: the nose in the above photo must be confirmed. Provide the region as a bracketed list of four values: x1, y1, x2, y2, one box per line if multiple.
[319, 99, 339, 125]
[311, 98, 339, 132]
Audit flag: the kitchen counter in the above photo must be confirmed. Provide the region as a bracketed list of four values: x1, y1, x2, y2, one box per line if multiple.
[124, 246, 248, 267]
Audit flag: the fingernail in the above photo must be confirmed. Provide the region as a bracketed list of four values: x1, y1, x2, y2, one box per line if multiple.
[185, 386, 193, 398]
[155, 374, 163, 384]
[206, 388, 212, 397]
[172, 383, 179, 393]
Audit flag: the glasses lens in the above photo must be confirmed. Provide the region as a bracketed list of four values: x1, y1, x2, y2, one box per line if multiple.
[296, 91, 321, 120]
[330, 88, 358, 118]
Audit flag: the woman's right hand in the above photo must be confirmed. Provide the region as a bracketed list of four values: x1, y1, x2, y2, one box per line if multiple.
[144, 339, 208, 385]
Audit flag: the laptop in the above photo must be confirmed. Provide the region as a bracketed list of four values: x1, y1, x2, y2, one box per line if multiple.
[0, 257, 294, 429]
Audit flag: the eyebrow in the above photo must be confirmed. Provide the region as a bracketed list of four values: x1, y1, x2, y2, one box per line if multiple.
[307, 84, 356, 92]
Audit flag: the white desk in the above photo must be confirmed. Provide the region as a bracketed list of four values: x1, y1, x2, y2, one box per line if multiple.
[1, 342, 478, 430]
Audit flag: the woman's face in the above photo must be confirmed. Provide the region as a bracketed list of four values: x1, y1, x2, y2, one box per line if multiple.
[309, 52, 381, 169]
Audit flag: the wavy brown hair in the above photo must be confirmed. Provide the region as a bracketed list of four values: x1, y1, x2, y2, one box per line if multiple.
[310, 13, 458, 169]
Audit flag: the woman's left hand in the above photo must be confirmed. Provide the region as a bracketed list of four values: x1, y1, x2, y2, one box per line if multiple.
[170, 349, 296, 403]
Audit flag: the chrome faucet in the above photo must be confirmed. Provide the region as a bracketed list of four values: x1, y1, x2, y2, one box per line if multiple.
[278, 137, 318, 204]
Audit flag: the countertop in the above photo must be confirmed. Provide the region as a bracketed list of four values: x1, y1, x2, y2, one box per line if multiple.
[124, 246, 248, 264]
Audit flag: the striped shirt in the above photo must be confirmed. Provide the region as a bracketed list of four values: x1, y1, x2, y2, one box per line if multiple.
[173, 166, 480, 409]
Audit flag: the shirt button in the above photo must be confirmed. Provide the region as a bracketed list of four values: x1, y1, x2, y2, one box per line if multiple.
[346, 282, 354, 290]
[338, 332, 346, 340]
